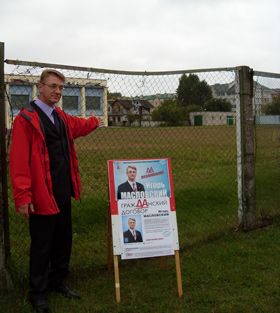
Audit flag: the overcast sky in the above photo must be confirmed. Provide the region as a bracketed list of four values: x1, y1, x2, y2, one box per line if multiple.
[1, 0, 279, 74]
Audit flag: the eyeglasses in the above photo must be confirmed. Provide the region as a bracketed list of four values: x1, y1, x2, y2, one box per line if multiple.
[42, 83, 65, 91]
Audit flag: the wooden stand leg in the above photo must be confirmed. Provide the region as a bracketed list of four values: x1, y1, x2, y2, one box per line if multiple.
[161, 256, 165, 269]
[175, 250, 183, 297]
[114, 255, 121, 303]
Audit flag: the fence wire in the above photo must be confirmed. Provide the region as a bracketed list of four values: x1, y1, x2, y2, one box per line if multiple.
[253, 74, 280, 221]
[2, 62, 280, 276]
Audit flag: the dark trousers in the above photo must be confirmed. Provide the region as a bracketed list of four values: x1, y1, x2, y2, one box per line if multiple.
[29, 201, 72, 301]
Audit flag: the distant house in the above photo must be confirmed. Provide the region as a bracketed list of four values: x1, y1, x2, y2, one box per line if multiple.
[211, 82, 237, 111]
[132, 93, 176, 109]
[253, 82, 278, 116]
[189, 111, 236, 126]
[211, 81, 278, 115]
[108, 99, 153, 126]
[272, 89, 280, 101]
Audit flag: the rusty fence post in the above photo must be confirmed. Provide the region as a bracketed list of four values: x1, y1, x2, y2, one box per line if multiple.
[0, 42, 12, 292]
[238, 66, 256, 229]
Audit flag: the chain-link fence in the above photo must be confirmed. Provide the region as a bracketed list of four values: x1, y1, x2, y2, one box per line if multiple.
[253, 72, 280, 221]
[1, 59, 279, 280]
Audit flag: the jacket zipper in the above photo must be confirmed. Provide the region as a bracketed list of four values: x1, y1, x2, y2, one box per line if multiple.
[42, 143, 58, 213]
[63, 111, 81, 200]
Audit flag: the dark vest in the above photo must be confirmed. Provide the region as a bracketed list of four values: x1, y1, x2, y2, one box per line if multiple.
[32, 103, 72, 206]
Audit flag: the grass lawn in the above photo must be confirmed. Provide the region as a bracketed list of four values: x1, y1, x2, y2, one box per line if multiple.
[1, 219, 280, 312]
[3, 124, 279, 312]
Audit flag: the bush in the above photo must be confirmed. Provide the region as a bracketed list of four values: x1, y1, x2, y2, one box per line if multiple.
[263, 97, 280, 115]
[151, 99, 187, 126]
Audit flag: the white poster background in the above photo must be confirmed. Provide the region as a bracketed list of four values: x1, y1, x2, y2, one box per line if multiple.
[119, 197, 174, 260]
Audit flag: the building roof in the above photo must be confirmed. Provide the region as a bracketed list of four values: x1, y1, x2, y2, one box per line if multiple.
[211, 83, 235, 95]
[138, 99, 154, 108]
[132, 93, 176, 101]
[211, 81, 277, 95]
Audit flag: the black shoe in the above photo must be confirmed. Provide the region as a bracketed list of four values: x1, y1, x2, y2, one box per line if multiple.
[52, 284, 81, 299]
[30, 299, 51, 313]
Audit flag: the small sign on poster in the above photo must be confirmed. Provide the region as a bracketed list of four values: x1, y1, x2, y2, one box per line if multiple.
[108, 158, 179, 260]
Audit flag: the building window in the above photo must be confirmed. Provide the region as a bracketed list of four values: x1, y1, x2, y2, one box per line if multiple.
[85, 88, 103, 116]
[11, 94, 29, 114]
[9, 85, 33, 116]
[63, 95, 79, 114]
[63, 87, 81, 115]
[86, 96, 101, 110]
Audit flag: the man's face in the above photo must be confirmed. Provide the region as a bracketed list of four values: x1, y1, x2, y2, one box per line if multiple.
[126, 167, 137, 182]
[128, 219, 136, 230]
[38, 74, 64, 107]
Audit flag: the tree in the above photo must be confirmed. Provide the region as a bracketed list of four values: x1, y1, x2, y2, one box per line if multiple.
[151, 99, 186, 126]
[203, 98, 232, 112]
[263, 97, 280, 115]
[177, 74, 213, 107]
[126, 113, 137, 126]
[108, 92, 122, 100]
[185, 104, 203, 120]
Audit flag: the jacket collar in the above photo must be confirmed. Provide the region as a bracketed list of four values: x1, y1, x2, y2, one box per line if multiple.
[20, 101, 46, 140]
[23, 101, 35, 113]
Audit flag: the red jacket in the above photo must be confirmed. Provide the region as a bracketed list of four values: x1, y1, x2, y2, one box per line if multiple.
[9, 102, 99, 215]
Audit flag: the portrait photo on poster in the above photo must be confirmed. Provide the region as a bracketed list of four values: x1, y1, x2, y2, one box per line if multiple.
[114, 159, 171, 201]
[122, 215, 143, 244]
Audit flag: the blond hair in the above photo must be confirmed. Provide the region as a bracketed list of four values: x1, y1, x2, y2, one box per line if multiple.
[40, 69, 66, 83]
[126, 165, 137, 172]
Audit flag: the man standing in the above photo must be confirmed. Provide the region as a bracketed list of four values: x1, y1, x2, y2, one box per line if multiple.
[10, 69, 101, 313]
[117, 165, 145, 200]
[123, 217, 143, 243]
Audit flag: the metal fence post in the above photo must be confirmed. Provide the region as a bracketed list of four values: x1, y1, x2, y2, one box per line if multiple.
[0, 42, 12, 291]
[239, 66, 256, 229]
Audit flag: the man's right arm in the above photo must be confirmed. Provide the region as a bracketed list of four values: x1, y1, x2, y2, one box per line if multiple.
[10, 116, 33, 213]
[18, 203, 34, 220]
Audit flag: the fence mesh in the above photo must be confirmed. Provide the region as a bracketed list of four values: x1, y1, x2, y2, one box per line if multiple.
[3, 62, 280, 277]
[253, 74, 280, 220]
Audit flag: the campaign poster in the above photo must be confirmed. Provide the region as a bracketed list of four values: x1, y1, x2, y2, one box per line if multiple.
[108, 158, 179, 260]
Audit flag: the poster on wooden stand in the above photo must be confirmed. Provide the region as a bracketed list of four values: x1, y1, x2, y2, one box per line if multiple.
[107, 158, 182, 302]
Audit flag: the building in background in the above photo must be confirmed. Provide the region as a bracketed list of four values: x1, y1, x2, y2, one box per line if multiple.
[253, 82, 278, 116]
[189, 111, 236, 126]
[210, 82, 237, 112]
[133, 93, 176, 109]
[211, 81, 278, 115]
[108, 99, 153, 126]
[4, 74, 108, 129]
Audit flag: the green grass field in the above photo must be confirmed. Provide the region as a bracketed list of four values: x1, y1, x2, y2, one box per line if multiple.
[2, 219, 280, 312]
[3, 124, 280, 312]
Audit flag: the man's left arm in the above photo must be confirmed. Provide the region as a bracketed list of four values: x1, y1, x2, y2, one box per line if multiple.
[92, 110, 105, 127]
[62, 109, 103, 139]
